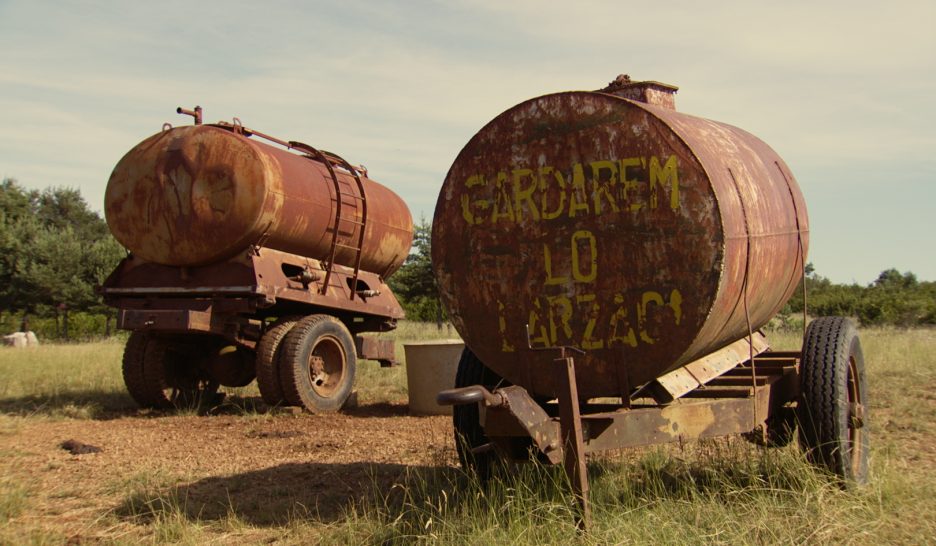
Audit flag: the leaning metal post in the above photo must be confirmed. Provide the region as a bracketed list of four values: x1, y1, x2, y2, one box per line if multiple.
[526, 324, 591, 531]
[556, 354, 591, 532]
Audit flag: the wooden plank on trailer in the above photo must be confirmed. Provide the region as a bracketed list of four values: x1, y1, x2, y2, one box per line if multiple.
[644, 332, 769, 402]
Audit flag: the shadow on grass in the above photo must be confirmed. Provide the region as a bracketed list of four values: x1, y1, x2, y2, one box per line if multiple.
[590, 441, 830, 510]
[210, 397, 416, 419]
[0, 391, 426, 421]
[0, 390, 269, 420]
[0, 391, 259, 419]
[114, 461, 464, 525]
[341, 402, 412, 418]
[0, 390, 138, 419]
[113, 447, 821, 525]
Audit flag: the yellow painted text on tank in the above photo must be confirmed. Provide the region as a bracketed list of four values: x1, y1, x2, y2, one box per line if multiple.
[498, 288, 684, 352]
[461, 155, 679, 225]
[498, 228, 684, 352]
[544, 230, 597, 285]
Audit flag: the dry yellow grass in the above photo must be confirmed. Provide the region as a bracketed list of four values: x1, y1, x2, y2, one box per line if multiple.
[0, 323, 933, 544]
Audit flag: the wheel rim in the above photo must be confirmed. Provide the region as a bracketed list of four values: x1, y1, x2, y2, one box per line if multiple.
[846, 354, 865, 476]
[308, 334, 346, 397]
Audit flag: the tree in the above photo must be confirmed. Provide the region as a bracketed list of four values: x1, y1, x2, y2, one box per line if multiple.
[783, 262, 833, 314]
[0, 179, 40, 313]
[387, 217, 443, 322]
[0, 178, 125, 325]
[21, 225, 123, 311]
[0, 178, 33, 223]
[873, 268, 918, 290]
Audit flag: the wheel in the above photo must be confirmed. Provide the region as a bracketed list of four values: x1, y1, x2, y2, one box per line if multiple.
[204, 346, 255, 387]
[122, 332, 158, 407]
[453, 347, 506, 479]
[255, 318, 299, 405]
[143, 336, 221, 410]
[122, 333, 219, 410]
[279, 315, 356, 412]
[797, 316, 869, 484]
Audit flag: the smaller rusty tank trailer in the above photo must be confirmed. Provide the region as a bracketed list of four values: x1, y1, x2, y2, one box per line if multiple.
[433, 76, 868, 529]
[101, 107, 414, 412]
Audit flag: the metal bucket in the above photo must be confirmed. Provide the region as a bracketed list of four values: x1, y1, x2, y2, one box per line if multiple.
[404, 340, 464, 415]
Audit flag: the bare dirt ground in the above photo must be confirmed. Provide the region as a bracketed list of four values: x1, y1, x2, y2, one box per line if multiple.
[4, 329, 935, 543]
[3, 401, 457, 540]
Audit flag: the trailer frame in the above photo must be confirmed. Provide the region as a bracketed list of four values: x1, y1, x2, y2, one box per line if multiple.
[439, 318, 867, 531]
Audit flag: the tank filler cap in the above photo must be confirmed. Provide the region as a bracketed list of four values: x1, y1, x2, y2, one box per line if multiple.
[597, 74, 679, 110]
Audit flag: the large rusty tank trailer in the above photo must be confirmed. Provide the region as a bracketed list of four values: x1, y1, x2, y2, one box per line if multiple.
[434, 75, 868, 528]
[101, 107, 413, 412]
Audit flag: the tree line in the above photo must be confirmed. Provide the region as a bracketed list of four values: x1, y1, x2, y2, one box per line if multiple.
[1, 178, 931, 339]
[0, 178, 125, 339]
[391, 219, 936, 329]
[783, 264, 936, 327]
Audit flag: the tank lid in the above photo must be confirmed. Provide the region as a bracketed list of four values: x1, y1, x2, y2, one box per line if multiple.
[597, 74, 679, 110]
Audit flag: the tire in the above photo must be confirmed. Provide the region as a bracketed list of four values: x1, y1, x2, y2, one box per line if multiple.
[122, 332, 158, 407]
[279, 315, 356, 412]
[123, 333, 219, 410]
[452, 347, 505, 479]
[255, 318, 299, 405]
[204, 346, 255, 388]
[797, 316, 869, 484]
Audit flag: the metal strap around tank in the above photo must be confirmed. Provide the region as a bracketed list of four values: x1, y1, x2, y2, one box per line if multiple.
[726, 167, 759, 430]
[287, 141, 366, 299]
[211, 123, 371, 300]
[321, 150, 368, 301]
[774, 161, 809, 340]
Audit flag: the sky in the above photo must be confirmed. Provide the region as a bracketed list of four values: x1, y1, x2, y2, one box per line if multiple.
[1, 0, 934, 284]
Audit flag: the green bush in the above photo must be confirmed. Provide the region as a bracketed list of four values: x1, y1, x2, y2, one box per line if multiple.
[784, 266, 935, 328]
[0, 311, 118, 342]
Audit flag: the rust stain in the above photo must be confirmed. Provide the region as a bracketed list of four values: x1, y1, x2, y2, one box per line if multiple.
[659, 403, 716, 439]
[432, 84, 808, 400]
[105, 125, 413, 275]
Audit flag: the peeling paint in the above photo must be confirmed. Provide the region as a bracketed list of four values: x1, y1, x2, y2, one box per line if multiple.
[433, 89, 808, 399]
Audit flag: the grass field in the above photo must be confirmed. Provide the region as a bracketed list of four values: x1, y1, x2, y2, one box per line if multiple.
[0, 323, 934, 544]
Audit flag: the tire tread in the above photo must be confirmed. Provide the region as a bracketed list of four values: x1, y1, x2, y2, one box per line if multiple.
[797, 316, 868, 483]
[122, 332, 157, 408]
[452, 348, 503, 478]
[255, 318, 298, 405]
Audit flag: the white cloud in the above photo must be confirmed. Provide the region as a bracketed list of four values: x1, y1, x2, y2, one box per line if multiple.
[0, 0, 934, 282]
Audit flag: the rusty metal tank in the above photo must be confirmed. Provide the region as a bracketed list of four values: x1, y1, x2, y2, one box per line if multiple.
[106, 124, 413, 276]
[432, 77, 808, 399]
